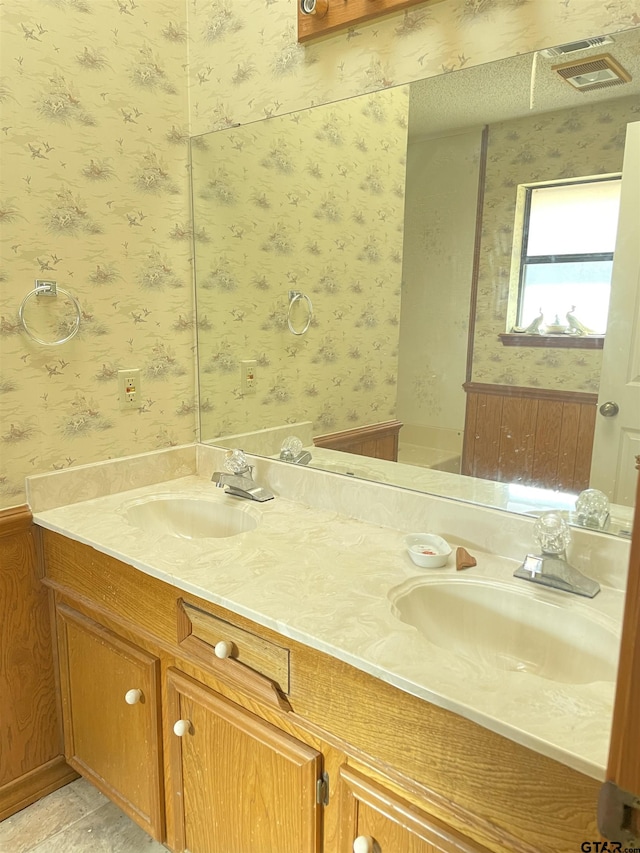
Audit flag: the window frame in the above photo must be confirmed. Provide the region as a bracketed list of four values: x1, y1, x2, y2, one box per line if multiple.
[503, 173, 621, 348]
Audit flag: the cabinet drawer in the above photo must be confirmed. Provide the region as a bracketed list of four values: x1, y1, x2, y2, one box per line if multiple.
[178, 600, 290, 694]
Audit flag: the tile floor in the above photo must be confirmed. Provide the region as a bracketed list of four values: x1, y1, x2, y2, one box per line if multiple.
[0, 778, 167, 853]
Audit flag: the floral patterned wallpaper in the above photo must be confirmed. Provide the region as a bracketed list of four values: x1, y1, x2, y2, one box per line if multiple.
[187, 0, 640, 137]
[0, 0, 193, 509]
[2, 0, 639, 509]
[472, 93, 640, 391]
[193, 87, 408, 440]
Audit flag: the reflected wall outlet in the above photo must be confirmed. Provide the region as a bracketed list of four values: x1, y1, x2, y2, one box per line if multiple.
[241, 359, 257, 394]
[118, 368, 141, 410]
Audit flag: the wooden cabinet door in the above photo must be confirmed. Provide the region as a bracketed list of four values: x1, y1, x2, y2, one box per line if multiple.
[56, 604, 164, 840]
[166, 668, 322, 853]
[338, 766, 492, 853]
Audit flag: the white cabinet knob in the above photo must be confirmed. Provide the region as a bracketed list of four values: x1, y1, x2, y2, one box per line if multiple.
[353, 837, 375, 853]
[173, 719, 191, 737]
[124, 688, 142, 705]
[214, 640, 232, 659]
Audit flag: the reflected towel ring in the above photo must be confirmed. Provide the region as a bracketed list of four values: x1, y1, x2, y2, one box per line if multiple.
[287, 290, 313, 336]
[19, 281, 81, 346]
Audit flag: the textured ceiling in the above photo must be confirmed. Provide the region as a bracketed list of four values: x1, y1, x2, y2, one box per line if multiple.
[408, 28, 640, 141]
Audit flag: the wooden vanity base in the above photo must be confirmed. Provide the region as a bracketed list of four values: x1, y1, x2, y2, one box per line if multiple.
[41, 529, 600, 853]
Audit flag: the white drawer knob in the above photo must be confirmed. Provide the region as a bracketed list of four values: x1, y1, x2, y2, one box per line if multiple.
[353, 837, 375, 853]
[124, 688, 142, 705]
[173, 719, 191, 737]
[214, 640, 232, 659]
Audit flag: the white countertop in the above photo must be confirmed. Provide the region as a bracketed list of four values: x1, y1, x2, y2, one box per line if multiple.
[30, 461, 625, 782]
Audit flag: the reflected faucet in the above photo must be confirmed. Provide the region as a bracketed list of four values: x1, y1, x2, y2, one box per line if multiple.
[279, 436, 312, 465]
[513, 512, 600, 598]
[212, 449, 274, 502]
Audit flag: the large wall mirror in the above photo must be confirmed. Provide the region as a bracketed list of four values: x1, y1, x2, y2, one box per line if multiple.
[191, 27, 640, 537]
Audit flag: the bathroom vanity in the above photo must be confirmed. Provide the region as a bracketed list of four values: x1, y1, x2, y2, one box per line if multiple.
[28, 446, 628, 853]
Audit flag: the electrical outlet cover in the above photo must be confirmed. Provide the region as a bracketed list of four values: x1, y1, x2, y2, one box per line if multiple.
[118, 368, 141, 410]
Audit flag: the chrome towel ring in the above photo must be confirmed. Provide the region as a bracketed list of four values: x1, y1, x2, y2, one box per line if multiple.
[287, 289, 313, 336]
[19, 280, 81, 346]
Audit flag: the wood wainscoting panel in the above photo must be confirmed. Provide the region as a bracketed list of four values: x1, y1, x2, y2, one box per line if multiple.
[468, 395, 502, 477]
[573, 403, 598, 489]
[530, 400, 564, 487]
[0, 506, 73, 821]
[497, 396, 537, 479]
[313, 420, 403, 462]
[462, 384, 598, 492]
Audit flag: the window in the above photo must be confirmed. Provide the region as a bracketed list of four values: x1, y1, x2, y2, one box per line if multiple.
[515, 176, 621, 335]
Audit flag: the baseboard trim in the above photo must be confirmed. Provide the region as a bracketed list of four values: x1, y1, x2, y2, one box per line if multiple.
[0, 756, 78, 822]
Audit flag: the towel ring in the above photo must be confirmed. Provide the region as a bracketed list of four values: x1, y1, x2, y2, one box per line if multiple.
[19, 281, 81, 346]
[287, 290, 313, 336]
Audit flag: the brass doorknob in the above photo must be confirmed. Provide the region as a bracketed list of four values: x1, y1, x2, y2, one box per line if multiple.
[599, 401, 619, 417]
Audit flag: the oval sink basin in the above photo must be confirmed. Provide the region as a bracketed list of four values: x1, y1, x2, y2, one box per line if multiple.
[125, 495, 258, 539]
[391, 579, 619, 684]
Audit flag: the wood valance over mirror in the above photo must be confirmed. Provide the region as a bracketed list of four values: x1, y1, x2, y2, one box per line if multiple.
[191, 26, 640, 538]
[296, 0, 440, 43]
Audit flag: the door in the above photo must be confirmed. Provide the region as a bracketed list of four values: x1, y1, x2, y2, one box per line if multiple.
[338, 766, 492, 853]
[56, 604, 164, 840]
[166, 668, 322, 853]
[590, 121, 640, 506]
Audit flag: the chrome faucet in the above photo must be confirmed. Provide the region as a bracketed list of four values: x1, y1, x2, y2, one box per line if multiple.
[513, 512, 600, 598]
[279, 435, 312, 465]
[212, 449, 274, 502]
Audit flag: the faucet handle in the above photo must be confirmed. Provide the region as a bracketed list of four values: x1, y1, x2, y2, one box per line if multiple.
[224, 449, 251, 475]
[522, 554, 544, 578]
[533, 511, 571, 555]
[280, 435, 303, 461]
[575, 488, 610, 529]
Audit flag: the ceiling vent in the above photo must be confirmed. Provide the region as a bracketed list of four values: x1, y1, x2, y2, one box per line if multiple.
[540, 36, 613, 58]
[552, 53, 632, 92]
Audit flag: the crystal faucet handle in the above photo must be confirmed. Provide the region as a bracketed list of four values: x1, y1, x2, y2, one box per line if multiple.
[224, 448, 249, 474]
[575, 488, 610, 529]
[281, 436, 303, 457]
[533, 511, 571, 555]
